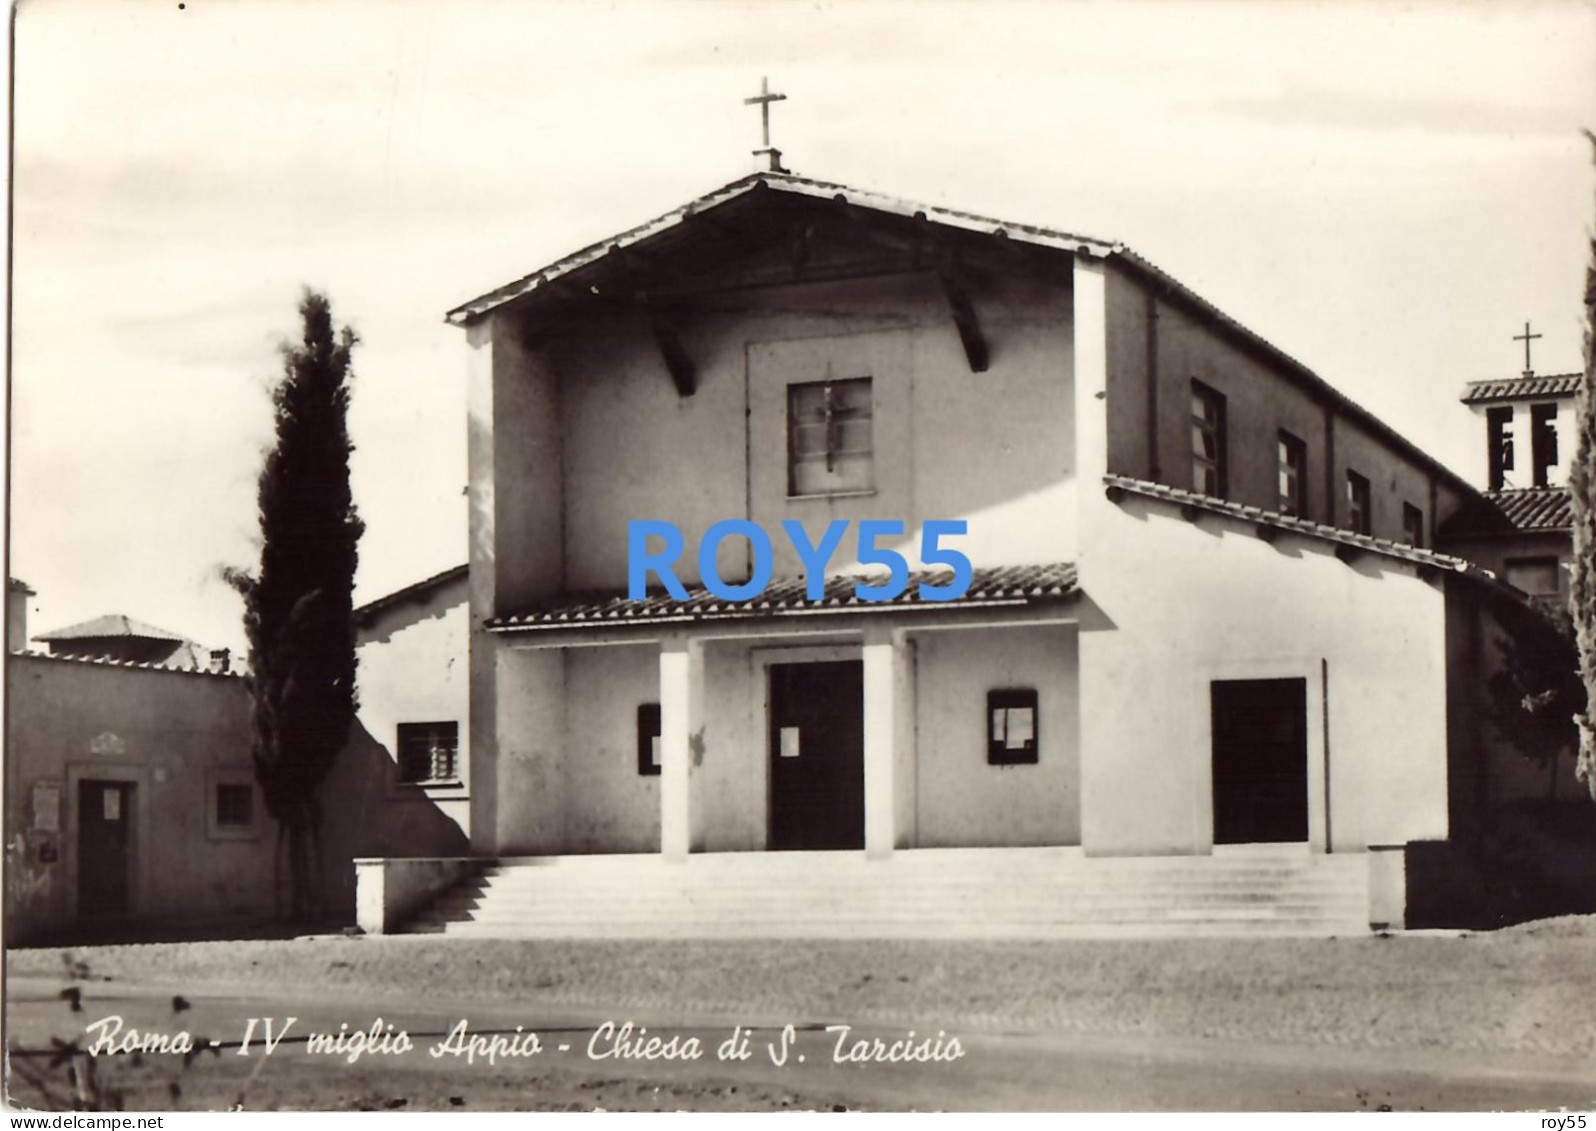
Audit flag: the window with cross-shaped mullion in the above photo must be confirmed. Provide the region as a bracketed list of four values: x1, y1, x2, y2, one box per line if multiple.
[787, 376, 874, 496]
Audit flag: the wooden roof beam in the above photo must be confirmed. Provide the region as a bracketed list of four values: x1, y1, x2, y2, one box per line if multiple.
[937, 263, 990, 374]
[643, 300, 696, 397]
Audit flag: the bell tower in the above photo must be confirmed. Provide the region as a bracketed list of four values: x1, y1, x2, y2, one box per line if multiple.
[1460, 324, 1579, 492]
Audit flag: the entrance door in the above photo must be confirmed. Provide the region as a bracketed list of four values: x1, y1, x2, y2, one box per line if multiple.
[1210, 678, 1308, 844]
[77, 780, 133, 915]
[769, 661, 865, 850]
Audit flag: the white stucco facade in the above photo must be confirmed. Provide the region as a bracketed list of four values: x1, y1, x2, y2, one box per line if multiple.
[440, 174, 1532, 932]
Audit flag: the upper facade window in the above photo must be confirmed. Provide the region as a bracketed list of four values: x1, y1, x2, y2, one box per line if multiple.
[1402, 502, 1424, 548]
[788, 376, 874, 497]
[1487, 406, 1515, 490]
[1278, 430, 1307, 518]
[1505, 556, 1561, 598]
[1346, 470, 1371, 535]
[1191, 381, 1227, 498]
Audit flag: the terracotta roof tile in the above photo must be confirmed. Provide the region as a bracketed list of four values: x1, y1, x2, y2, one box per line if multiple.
[1439, 487, 1573, 538]
[1103, 475, 1477, 574]
[33, 613, 188, 642]
[487, 562, 1079, 632]
[354, 564, 468, 626]
[1460, 374, 1582, 404]
[6, 649, 243, 679]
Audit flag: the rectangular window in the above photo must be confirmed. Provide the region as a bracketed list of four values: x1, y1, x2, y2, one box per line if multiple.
[205, 769, 260, 840]
[1191, 382, 1227, 498]
[1278, 430, 1307, 518]
[1487, 406, 1515, 490]
[787, 376, 874, 496]
[1504, 556, 1561, 597]
[1346, 470, 1371, 535]
[1402, 502, 1425, 548]
[1532, 403, 1559, 488]
[397, 722, 460, 784]
[637, 703, 662, 777]
[215, 783, 253, 827]
[987, 688, 1039, 766]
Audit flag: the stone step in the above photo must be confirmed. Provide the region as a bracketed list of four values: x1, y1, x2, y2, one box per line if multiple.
[398, 850, 1374, 939]
[412, 914, 1370, 935]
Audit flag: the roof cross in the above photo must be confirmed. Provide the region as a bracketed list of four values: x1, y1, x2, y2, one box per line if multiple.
[743, 76, 788, 173]
[1514, 320, 1542, 378]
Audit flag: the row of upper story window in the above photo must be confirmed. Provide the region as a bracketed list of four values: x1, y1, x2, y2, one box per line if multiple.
[1486, 405, 1560, 491]
[1190, 380, 1427, 547]
[780, 373, 1431, 550]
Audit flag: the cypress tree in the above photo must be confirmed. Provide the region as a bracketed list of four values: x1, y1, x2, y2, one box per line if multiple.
[230, 290, 364, 918]
[1567, 133, 1596, 802]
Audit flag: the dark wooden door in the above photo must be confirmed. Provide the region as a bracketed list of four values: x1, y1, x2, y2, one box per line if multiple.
[1210, 678, 1309, 845]
[769, 661, 865, 850]
[77, 780, 133, 915]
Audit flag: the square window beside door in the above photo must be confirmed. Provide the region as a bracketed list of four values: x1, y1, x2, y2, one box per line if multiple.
[205, 769, 260, 840]
[787, 376, 874, 497]
[215, 783, 253, 827]
[987, 689, 1039, 766]
[397, 722, 460, 785]
[637, 703, 662, 777]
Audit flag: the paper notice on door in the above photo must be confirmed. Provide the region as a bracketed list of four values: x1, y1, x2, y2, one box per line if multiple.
[780, 726, 801, 758]
[1005, 707, 1034, 749]
[650, 735, 661, 769]
[103, 789, 121, 821]
[32, 782, 60, 833]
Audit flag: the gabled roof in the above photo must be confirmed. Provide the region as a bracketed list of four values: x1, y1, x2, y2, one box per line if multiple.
[445, 171, 1118, 326]
[1439, 486, 1573, 539]
[354, 564, 468, 628]
[446, 170, 1476, 499]
[34, 614, 188, 642]
[1461, 374, 1582, 405]
[487, 562, 1079, 632]
[7, 648, 243, 679]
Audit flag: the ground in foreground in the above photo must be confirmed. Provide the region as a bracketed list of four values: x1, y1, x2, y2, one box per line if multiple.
[6, 920, 1595, 1112]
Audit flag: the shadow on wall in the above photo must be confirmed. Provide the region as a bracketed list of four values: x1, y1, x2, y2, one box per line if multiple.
[1407, 798, 1596, 930]
[316, 719, 471, 922]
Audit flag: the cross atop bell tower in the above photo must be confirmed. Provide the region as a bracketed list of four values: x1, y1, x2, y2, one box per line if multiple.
[744, 76, 789, 173]
[1514, 320, 1542, 378]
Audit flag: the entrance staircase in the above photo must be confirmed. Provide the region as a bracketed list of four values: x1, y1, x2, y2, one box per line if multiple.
[399, 846, 1372, 938]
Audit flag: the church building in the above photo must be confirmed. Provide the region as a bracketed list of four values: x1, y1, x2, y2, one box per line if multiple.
[374, 165, 1574, 938]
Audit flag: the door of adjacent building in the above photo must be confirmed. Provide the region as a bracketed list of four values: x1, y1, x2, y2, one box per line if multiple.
[77, 780, 133, 915]
[768, 661, 865, 850]
[1210, 678, 1309, 844]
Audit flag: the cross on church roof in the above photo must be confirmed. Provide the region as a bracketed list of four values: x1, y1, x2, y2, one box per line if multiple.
[744, 76, 788, 173]
[1514, 320, 1542, 378]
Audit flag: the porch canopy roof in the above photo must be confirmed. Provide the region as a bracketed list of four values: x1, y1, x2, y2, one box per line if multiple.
[486, 562, 1078, 634]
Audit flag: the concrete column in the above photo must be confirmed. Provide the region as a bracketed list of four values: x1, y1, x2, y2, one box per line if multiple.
[1072, 255, 1114, 856]
[863, 628, 909, 860]
[659, 637, 705, 861]
[465, 312, 564, 855]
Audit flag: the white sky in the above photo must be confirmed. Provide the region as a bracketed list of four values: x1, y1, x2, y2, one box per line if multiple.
[7, 0, 1595, 654]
